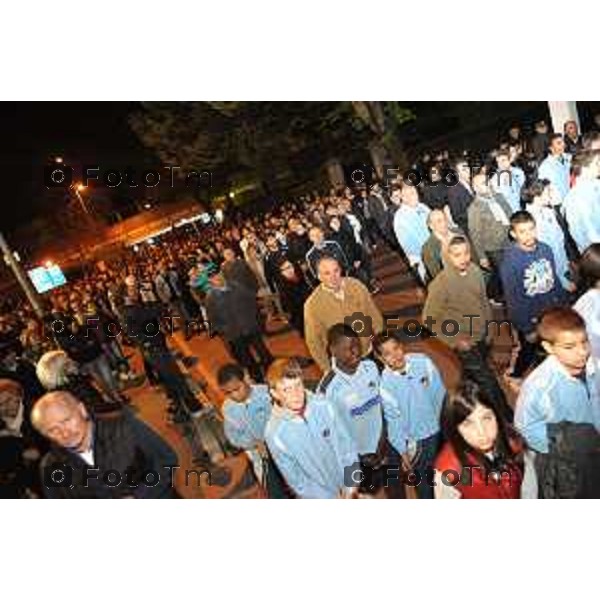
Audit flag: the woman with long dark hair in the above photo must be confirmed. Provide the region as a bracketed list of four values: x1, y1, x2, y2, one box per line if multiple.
[434, 381, 535, 499]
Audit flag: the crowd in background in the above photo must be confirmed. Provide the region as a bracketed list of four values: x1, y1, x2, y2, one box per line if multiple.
[1, 115, 600, 499]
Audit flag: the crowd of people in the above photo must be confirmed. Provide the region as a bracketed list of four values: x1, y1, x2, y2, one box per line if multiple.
[1, 116, 600, 499]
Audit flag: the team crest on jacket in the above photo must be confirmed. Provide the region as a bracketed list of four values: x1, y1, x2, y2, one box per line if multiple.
[420, 375, 430, 388]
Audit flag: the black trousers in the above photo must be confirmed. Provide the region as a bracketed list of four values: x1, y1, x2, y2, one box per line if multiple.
[144, 347, 203, 415]
[485, 249, 505, 302]
[227, 332, 274, 382]
[457, 341, 513, 422]
[511, 330, 542, 379]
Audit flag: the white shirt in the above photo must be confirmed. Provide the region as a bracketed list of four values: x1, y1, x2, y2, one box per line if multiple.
[76, 447, 95, 466]
[574, 289, 600, 367]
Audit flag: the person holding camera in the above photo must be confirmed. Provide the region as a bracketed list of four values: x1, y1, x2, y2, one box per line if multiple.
[303, 255, 383, 373]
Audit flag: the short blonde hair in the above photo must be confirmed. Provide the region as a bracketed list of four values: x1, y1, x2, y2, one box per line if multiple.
[266, 358, 303, 390]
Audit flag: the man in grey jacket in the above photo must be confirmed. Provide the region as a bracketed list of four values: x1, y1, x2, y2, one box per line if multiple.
[467, 171, 513, 302]
[205, 272, 273, 382]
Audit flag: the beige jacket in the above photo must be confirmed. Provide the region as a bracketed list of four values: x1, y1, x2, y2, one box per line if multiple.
[304, 277, 384, 372]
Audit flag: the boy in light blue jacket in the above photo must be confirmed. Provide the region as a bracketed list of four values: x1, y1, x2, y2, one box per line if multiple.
[515, 307, 600, 455]
[265, 358, 359, 499]
[537, 135, 572, 201]
[392, 184, 431, 282]
[318, 324, 383, 458]
[219, 363, 288, 497]
[562, 151, 600, 253]
[373, 331, 446, 499]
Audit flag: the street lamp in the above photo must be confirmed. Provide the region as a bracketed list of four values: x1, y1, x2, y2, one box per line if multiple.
[71, 182, 90, 216]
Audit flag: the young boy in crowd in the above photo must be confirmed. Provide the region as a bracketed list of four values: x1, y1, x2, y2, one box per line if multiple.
[219, 363, 288, 498]
[515, 307, 600, 459]
[319, 323, 404, 497]
[264, 358, 358, 499]
[373, 331, 446, 499]
[500, 211, 567, 385]
[319, 324, 383, 457]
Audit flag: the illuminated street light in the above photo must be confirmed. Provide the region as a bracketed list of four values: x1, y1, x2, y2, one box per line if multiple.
[71, 182, 90, 216]
[229, 192, 235, 199]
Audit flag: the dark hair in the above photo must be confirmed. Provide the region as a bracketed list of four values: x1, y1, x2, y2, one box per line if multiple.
[315, 254, 340, 271]
[447, 235, 470, 250]
[549, 133, 564, 146]
[217, 363, 245, 387]
[537, 306, 586, 343]
[522, 179, 551, 205]
[327, 323, 358, 351]
[372, 330, 403, 356]
[441, 381, 521, 473]
[578, 243, 600, 287]
[509, 210, 536, 229]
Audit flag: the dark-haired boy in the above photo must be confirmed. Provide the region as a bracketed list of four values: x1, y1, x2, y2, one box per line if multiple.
[373, 332, 446, 499]
[319, 324, 404, 497]
[219, 363, 287, 497]
[500, 211, 566, 382]
[515, 308, 600, 497]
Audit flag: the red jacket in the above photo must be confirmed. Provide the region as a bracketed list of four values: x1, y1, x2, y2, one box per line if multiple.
[435, 442, 523, 499]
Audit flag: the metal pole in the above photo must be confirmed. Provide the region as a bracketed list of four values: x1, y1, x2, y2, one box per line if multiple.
[74, 188, 90, 215]
[547, 101, 580, 134]
[0, 232, 45, 318]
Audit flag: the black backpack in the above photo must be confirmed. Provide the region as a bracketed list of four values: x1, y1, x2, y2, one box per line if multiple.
[535, 421, 600, 499]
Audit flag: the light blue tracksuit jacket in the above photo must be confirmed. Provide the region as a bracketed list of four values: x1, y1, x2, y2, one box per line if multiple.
[515, 355, 600, 453]
[562, 178, 600, 253]
[265, 392, 359, 498]
[379, 353, 446, 455]
[319, 359, 383, 456]
[538, 153, 572, 201]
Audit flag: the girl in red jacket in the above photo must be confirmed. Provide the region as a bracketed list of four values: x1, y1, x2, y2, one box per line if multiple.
[434, 381, 535, 499]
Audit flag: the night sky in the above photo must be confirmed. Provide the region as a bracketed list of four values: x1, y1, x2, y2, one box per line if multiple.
[0, 101, 152, 232]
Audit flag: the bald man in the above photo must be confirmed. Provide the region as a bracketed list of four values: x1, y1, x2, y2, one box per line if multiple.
[32, 391, 179, 499]
[304, 256, 384, 372]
